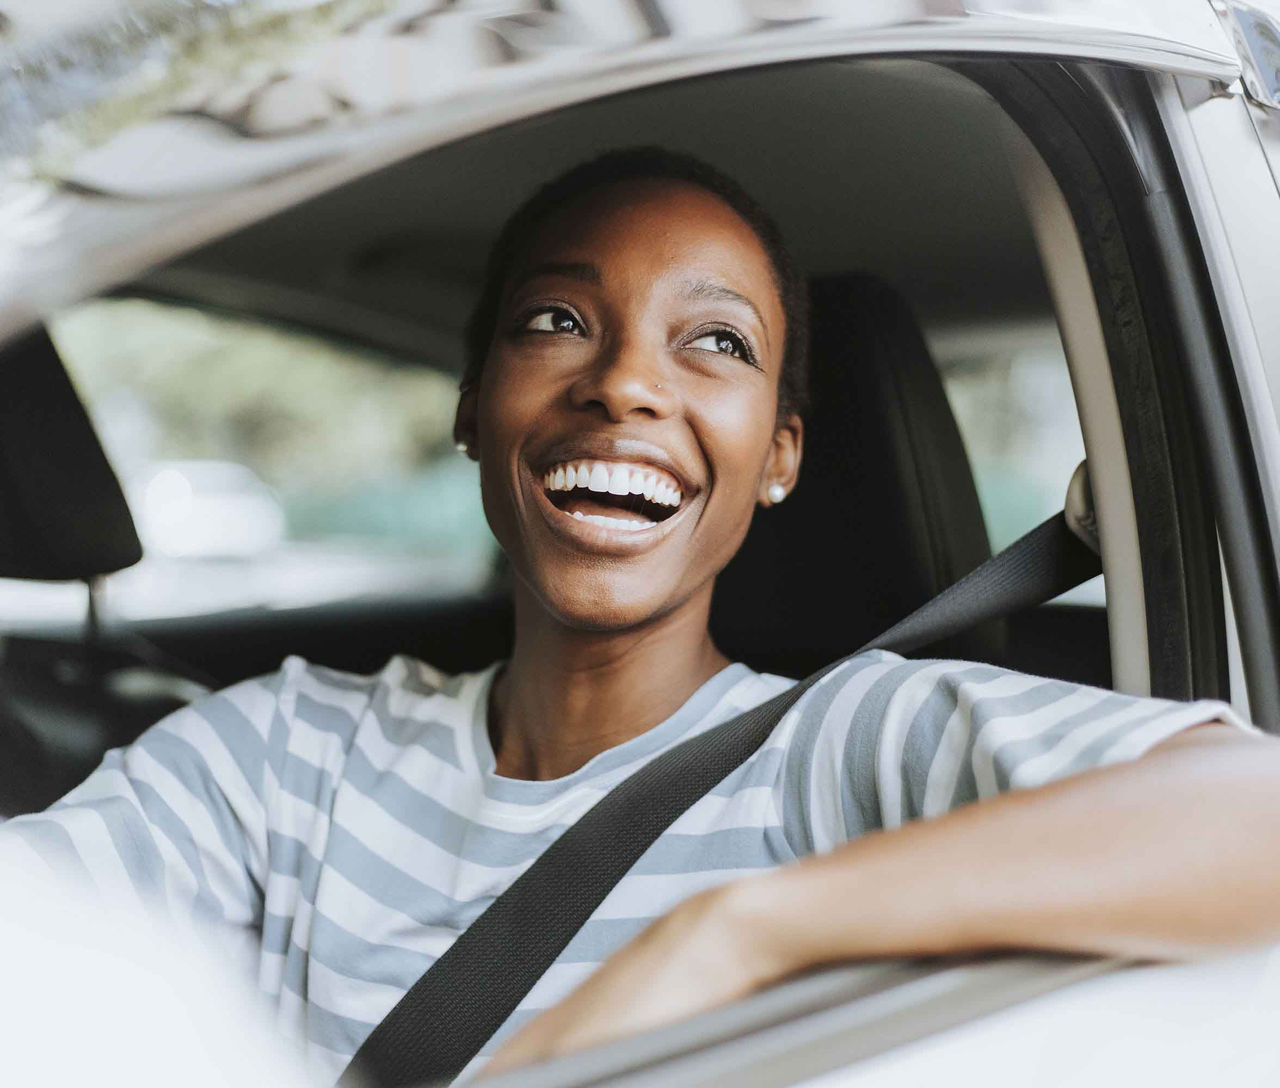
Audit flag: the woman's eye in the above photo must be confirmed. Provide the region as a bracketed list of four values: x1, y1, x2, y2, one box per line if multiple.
[524, 307, 582, 335]
[689, 330, 748, 360]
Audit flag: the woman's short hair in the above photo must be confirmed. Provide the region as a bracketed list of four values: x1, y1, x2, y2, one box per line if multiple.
[463, 147, 810, 420]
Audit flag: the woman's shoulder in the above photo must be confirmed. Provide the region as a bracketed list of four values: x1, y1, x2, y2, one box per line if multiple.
[801, 648, 1014, 701]
[187, 654, 497, 749]
[268, 652, 490, 697]
[274, 652, 457, 696]
[771, 649, 1013, 739]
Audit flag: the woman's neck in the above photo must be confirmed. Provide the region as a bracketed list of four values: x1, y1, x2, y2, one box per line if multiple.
[489, 585, 730, 781]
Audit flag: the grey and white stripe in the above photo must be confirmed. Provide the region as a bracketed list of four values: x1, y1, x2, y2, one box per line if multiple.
[1, 650, 1242, 1083]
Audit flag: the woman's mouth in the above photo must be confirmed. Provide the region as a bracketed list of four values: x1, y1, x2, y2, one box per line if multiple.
[539, 459, 685, 533]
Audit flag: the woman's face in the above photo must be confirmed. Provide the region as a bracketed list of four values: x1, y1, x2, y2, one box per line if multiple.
[458, 177, 802, 632]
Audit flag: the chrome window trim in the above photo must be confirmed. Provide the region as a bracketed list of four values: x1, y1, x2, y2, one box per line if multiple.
[478, 955, 1118, 1088]
[1221, 542, 1254, 720]
[1222, 0, 1280, 109]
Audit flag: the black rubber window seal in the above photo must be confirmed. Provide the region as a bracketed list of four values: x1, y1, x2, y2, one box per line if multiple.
[951, 58, 1236, 706]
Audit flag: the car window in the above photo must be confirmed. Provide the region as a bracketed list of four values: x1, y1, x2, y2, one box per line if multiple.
[0, 297, 495, 626]
[930, 323, 1104, 604]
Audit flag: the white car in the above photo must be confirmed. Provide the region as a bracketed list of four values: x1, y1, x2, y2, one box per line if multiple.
[1, 1, 1278, 1084]
[128, 460, 286, 558]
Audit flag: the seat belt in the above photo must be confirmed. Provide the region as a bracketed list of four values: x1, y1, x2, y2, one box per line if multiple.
[342, 509, 1102, 1088]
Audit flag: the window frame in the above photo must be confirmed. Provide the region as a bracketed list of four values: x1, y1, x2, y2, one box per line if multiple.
[5, 40, 1273, 1085]
[957, 60, 1237, 706]
[1155, 69, 1280, 726]
[459, 51, 1276, 1085]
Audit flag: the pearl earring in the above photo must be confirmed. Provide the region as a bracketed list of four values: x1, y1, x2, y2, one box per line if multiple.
[455, 442, 469, 455]
[768, 483, 787, 504]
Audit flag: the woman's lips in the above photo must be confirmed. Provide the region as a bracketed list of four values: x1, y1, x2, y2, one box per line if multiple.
[540, 458, 685, 535]
[528, 464, 694, 554]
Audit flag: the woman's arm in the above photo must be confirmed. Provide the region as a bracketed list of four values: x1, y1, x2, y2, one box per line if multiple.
[746, 723, 1280, 964]
[0, 669, 288, 927]
[484, 723, 1280, 1073]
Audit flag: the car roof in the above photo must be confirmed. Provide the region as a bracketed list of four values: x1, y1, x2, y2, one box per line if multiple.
[0, 1, 1245, 349]
[136, 59, 1051, 372]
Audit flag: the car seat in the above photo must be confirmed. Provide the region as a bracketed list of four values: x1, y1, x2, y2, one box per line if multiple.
[711, 273, 1006, 677]
[0, 328, 202, 816]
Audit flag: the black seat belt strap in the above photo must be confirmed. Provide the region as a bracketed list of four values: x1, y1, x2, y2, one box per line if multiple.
[342, 512, 1101, 1087]
[869, 511, 1102, 656]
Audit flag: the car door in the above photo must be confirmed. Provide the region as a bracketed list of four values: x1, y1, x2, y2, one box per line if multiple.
[1, 3, 1260, 699]
[2, 1, 1278, 1082]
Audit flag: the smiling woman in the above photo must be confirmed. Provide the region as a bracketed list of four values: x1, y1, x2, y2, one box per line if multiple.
[455, 151, 803, 666]
[4, 147, 1280, 1088]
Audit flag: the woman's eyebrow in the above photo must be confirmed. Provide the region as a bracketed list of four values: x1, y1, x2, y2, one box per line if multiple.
[681, 278, 770, 348]
[510, 261, 601, 293]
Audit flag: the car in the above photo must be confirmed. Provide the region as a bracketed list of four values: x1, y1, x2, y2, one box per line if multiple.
[1, 1, 1278, 1084]
[127, 460, 286, 560]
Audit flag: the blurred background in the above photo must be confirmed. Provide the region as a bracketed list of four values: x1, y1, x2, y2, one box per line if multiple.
[0, 293, 1093, 626]
[0, 296, 493, 624]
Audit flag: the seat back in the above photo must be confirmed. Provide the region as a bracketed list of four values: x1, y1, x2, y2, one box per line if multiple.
[0, 327, 142, 582]
[0, 328, 151, 815]
[711, 274, 1004, 676]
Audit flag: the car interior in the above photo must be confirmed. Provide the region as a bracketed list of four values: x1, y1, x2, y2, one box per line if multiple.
[0, 55, 1230, 819]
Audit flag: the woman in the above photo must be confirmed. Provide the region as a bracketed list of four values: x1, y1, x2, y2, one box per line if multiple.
[5, 149, 1279, 1084]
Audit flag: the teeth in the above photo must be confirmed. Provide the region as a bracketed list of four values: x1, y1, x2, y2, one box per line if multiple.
[573, 512, 656, 532]
[541, 459, 684, 507]
[607, 465, 630, 495]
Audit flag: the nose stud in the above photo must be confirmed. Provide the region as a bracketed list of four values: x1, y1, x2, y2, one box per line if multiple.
[768, 483, 787, 504]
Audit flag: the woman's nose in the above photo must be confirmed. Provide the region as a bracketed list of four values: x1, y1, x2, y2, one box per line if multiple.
[568, 334, 677, 421]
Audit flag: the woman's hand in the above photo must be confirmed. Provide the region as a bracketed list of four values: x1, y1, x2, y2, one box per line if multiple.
[481, 877, 792, 1077]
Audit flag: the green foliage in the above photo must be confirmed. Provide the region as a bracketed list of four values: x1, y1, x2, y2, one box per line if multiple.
[52, 295, 461, 494]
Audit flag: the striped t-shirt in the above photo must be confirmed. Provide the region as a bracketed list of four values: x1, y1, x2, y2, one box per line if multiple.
[2, 651, 1239, 1083]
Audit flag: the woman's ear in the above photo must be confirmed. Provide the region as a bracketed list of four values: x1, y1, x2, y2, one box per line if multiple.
[758, 413, 803, 507]
[453, 383, 479, 460]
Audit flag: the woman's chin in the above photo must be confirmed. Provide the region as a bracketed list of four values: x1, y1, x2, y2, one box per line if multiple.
[548, 589, 666, 634]
[531, 569, 693, 634]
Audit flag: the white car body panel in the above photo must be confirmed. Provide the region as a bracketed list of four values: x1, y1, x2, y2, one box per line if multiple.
[801, 947, 1280, 1088]
[0, 0, 1251, 345]
[1155, 74, 1280, 715]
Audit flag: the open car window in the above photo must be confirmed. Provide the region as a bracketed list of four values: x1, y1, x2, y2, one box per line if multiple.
[930, 321, 1101, 605]
[0, 297, 495, 627]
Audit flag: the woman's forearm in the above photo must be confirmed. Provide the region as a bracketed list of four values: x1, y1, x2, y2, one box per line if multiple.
[483, 725, 1280, 1074]
[728, 724, 1280, 983]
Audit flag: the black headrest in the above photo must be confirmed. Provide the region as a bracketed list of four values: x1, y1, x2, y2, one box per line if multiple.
[0, 327, 142, 581]
[711, 274, 1004, 677]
